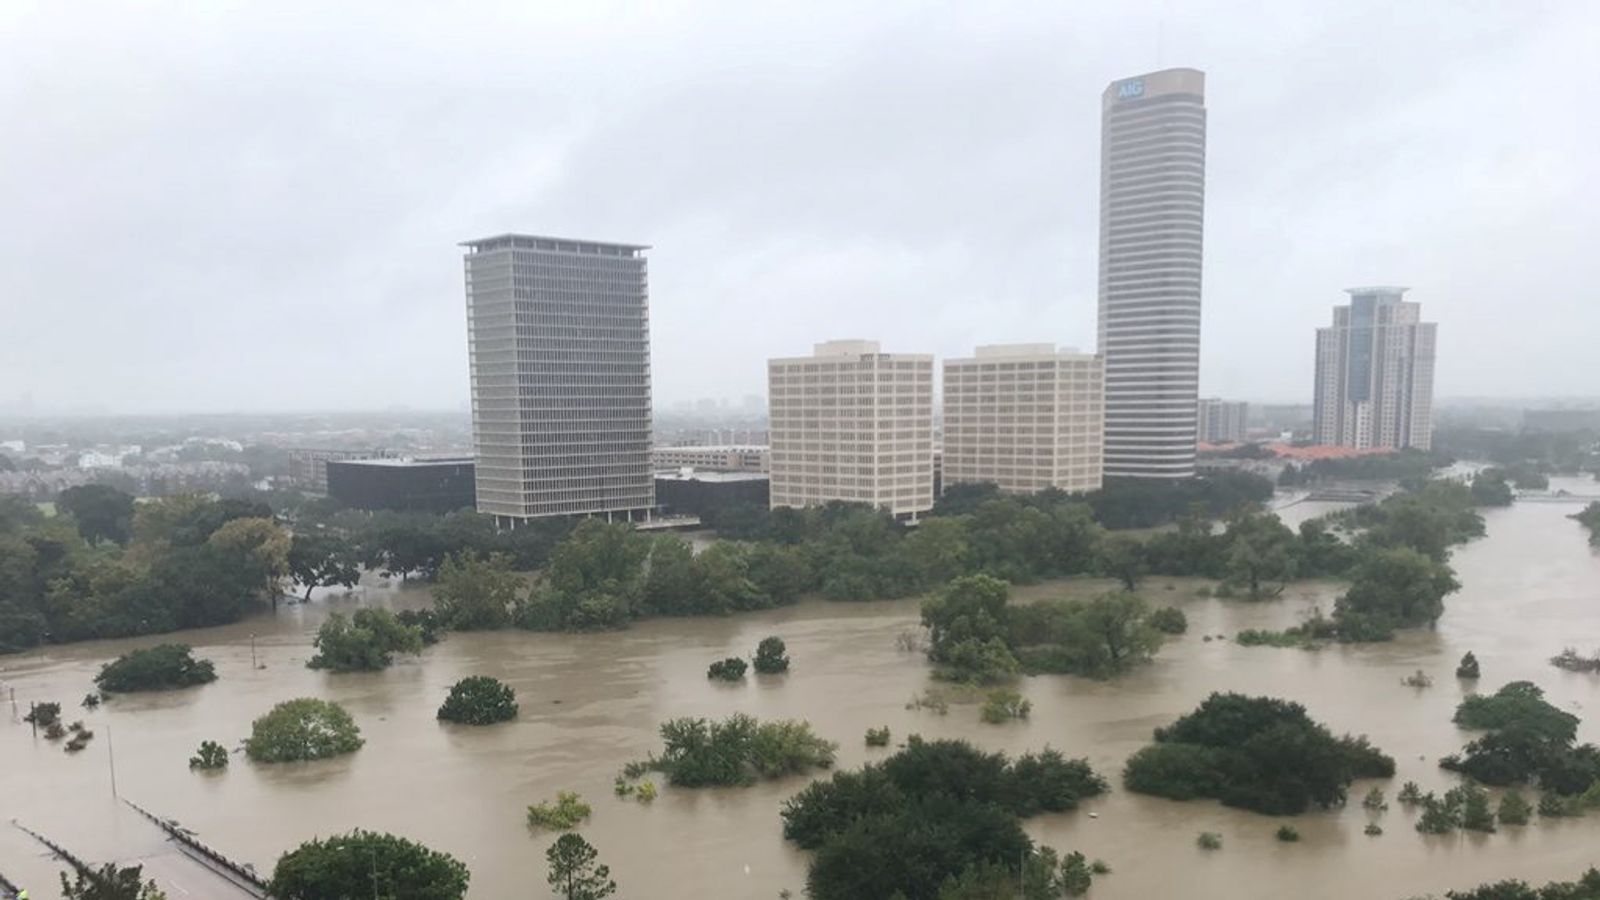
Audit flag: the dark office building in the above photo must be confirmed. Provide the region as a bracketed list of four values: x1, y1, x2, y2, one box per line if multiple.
[326, 456, 476, 513]
[654, 471, 770, 519]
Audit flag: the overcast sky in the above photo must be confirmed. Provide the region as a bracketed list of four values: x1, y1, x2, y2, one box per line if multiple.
[3, 1, 1598, 414]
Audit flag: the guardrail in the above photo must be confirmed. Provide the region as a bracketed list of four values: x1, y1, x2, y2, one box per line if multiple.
[10, 819, 95, 878]
[122, 799, 272, 898]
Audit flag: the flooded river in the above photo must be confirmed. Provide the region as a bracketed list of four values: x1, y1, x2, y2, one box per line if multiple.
[3, 486, 1599, 899]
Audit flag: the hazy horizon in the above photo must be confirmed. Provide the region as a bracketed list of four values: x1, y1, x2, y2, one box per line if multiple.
[4, 1, 1598, 415]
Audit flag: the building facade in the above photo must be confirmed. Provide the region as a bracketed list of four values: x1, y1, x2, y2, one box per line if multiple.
[650, 445, 769, 473]
[461, 234, 654, 524]
[942, 344, 1104, 495]
[326, 456, 477, 513]
[1196, 398, 1249, 444]
[1098, 68, 1207, 479]
[654, 470, 771, 519]
[287, 447, 393, 494]
[1313, 287, 1437, 451]
[767, 340, 934, 518]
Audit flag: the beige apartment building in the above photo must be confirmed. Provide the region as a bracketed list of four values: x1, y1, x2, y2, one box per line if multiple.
[767, 340, 934, 518]
[942, 344, 1105, 495]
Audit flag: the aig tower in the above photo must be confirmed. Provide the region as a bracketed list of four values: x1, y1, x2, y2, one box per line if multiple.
[1097, 68, 1207, 479]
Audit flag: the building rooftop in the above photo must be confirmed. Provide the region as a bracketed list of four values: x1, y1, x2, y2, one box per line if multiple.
[1345, 286, 1410, 296]
[330, 455, 475, 468]
[654, 470, 771, 483]
[653, 445, 769, 453]
[460, 234, 650, 254]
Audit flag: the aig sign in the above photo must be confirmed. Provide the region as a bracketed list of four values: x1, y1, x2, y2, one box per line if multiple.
[1116, 79, 1145, 101]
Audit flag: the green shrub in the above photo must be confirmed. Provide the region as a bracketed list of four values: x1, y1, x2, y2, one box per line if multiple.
[979, 689, 1031, 724]
[634, 780, 658, 803]
[1196, 831, 1222, 850]
[1538, 792, 1580, 817]
[189, 740, 229, 770]
[707, 657, 748, 681]
[96, 644, 217, 692]
[1456, 651, 1480, 679]
[527, 791, 591, 830]
[269, 830, 469, 899]
[1397, 781, 1423, 805]
[308, 609, 424, 672]
[1148, 606, 1188, 635]
[24, 701, 61, 728]
[436, 676, 518, 725]
[1089, 859, 1110, 875]
[754, 636, 790, 674]
[1364, 823, 1383, 836]
[865, 727, 891, 747]
[1122, 693, 1394, 815]
[244, 698, 363, 763]
[1275, 825, 1300, 842]
[1060, 851, 1092, 896]
[1362, 787, 1387, 810]
[641, 714, 835, 787]
[1498, 789, 1532, 825]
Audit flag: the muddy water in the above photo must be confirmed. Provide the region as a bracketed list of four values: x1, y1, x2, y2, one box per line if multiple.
[3, 486, 1599, 899]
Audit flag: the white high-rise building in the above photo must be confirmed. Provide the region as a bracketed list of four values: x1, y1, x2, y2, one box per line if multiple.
[1313, 287, 1437, 451]
[1196, 398, 1249, 444]
[1098, 68, 1207, 479]
[942, 344, 1104, 495]
[767, 340, 933, 518]
[461, 234, 654, 524]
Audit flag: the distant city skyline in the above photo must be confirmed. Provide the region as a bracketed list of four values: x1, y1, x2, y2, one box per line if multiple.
[3, 4, 1598, 414]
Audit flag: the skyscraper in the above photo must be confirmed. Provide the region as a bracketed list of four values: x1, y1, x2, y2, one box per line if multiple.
[461, 234, 654, 524]
[1097, 68, 1207, 479]
[1313, 287, 1437, 451]
[767, 340, 933, 518]
[1196, 398, 1249, 444]
[942, 344, 1104, 494]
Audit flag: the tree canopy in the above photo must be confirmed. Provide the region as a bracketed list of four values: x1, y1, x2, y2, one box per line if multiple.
[436, 675, 518, 725]
[268, 830, 469, 900]
[95, 644, 216, 692]
[1123, 692, 1395, 814]
[244, 698, 364, 763]
[308, 608, 424, 672]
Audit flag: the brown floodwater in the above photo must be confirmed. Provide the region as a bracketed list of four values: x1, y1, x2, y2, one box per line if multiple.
[3, 484, 1599, 899]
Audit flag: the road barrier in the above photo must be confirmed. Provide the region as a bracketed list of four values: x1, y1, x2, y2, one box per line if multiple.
[122, 799, 272, 898]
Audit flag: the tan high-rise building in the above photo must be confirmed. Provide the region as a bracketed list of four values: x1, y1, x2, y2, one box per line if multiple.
[1313, 287, 1436, 451]
[942, 344, 1105, 495]
[767, 340, 934, 518]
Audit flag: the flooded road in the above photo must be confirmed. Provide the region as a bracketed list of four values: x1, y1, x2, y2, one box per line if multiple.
[3, 486, 1599, 899]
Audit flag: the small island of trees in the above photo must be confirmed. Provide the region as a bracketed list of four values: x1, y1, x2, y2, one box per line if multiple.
[436, 675, 518, 725]
[1440, 681, 1600, 795]
[1123, 692, 1395, 814]
[268, 830, 469, 899]
[244, 698, 364, 763]
[630, 713, 835, 787]
[308, 608, 424, 672]
[781, 736, 1107, 899]
[95, 644, 217, 693]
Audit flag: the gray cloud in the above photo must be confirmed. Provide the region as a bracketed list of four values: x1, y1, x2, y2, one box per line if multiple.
[3, 0, 1596, 414]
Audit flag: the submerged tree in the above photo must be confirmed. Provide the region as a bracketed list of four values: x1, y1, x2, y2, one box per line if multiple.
[269, 830, 469, 899]
[1456, 651, 1481, 680]
[244, 698, 363, 763]
[754, 636, 791, 674]
[436, 676, 518, 725]
[546, 834, 617, 900]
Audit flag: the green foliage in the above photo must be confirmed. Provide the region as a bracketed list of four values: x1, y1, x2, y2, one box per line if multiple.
[286, 532, 360, 600]
[95, 644, 217, 692]
[244, 698, 363, 763]
[1363, 786, 1387, 810]
[1221, 510, 1298, 598]
[1059, 851, 1092, 896]
[707, 657, 747, 681]
[526, 791, 592, 830]
[1122, 692, 1396, 815]
[1398, 781, 1423, 805]
[932, 849, 1066, 900]
[396, 607, 447, 645]
[517, 520, 649, 630]
[1416, 791, 1461, 834]
[1457, 651, 1481, 679]
[1364, 823, 1383, 836]
[1441, 681, 1600, 792]
[59, 862, 167, 900]
[642, 714, 836, 787]
[1459, 782, 1497, 832]
[783, 738, 1106, 900]
[308, 608, 424, 672]
[268, 829, 469, 900]
[1148, 605, 1188, 635]
[436, 676, 518, 725]
[754, 636, 790, 674]
[1538, 792, 1580, 817]
[1196, 831, 1223, 850]
[1550, 648, 1600, 673]
[57, 484, 136, 546]
[1274, 825, 1300, 842]
[1096, 533, 1147, 590]
[865, 726, 891, 747]
[546, 834, 616, 900]
[1574, 502, 1600, 547]
[25, 701, 61, 727]
[1437, 868, 1600, 900]
[1278, 449, 1445, 486]
[1006, 591, 1163, 678]
[433, 553, 522, 630]
[980, 689, 1031, 724]
[1333, 546, 1461, 637]
[923, 574, 1015, 679]
[1470, 469, 1516, 507]
[1498, 789, 1532, 825]
[188, 740, 229, 770]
